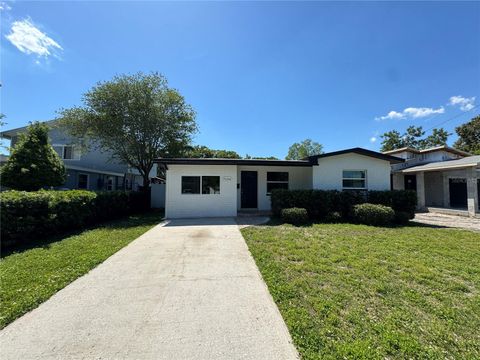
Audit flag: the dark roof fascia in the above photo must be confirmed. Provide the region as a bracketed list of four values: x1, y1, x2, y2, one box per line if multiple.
[155, 158, 313, 167]
[307, 147, 404, 164]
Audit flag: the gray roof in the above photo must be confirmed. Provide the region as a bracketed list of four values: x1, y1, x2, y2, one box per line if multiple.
[1, 120, 58, 139]
[401, 155, 480, 173]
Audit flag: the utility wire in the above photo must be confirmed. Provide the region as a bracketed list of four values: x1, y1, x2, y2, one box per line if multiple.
[423, 104, 479, 133]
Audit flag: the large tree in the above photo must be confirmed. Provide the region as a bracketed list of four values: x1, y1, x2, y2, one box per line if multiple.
[58, 72, 197, 188]
[244, 154, 279, 160]
[286, 139, 323, 160]
[380, 126, 450, 152]
[1, 122, 66, 190]
[454, 115, 480, 154]
[420, 128, 451, 149]
[185, 145, 241, 159]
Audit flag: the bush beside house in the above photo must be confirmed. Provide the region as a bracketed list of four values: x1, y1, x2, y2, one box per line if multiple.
[281, 207, 309, 225]
[0, 190, 150, 248]
[271, 189, 417, 225]
[352, 203, 395, 226]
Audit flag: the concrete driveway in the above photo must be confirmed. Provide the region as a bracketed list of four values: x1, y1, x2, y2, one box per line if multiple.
[0, 218, 298, 360]
[412, 212, 480, 232]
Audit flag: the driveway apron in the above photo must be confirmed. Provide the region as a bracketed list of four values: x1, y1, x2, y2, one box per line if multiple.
[0, 218, 298, 360]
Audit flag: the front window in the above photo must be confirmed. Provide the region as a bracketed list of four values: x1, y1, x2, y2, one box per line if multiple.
[106, 176, 115, 191]
[182, 176, 201, 194]
[202, 176, 220, 194]
[53, 144, 79, 160]
[342, 170, 366, 189]
[78, 174, 89, 189]
[267, 172, 289, 194]
[181, 176, 221, 194]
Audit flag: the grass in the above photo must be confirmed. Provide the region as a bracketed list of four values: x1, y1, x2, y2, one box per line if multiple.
[0, 211, 163, 329]
[241, 222, 480, 359]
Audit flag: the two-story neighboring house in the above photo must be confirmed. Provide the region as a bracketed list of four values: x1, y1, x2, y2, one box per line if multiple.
[384, 145, 479, 217]
[1, 120, 145, 191]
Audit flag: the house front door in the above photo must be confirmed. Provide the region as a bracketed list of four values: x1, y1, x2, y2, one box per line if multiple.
[404, 175, 417, 191]
[449, 178, 467, 208]
[241, 171, 258, 209]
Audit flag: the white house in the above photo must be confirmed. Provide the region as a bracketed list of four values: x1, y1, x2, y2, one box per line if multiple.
[385, 146, 479, 217]
[156, 148, 403, 218]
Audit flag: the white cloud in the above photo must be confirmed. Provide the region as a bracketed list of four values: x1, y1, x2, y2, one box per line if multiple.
[0, 2, 12, 11]
[376, 111, 404, 121]
[375, 106, 444, 121]
[449, 95, 476, 111]
[403, 107, 445, 118]
[5, 19, 62, 59]
[369, 136, 377, 143]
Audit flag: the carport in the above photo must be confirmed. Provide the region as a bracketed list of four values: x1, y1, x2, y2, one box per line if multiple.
[399, 156, 480, 217]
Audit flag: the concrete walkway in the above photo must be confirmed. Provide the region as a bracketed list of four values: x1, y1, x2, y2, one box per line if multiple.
[412, 212, 480, 232]
[0, 218, 298, 360]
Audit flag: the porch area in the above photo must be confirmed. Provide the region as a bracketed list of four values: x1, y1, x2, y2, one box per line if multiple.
[393, 156, 480, 217]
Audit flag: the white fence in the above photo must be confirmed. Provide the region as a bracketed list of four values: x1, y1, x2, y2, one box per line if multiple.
[151, 183, 166, 209]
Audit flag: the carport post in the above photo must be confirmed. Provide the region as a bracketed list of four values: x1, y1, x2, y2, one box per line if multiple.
[416, 171, 426, 210]
[466, 167, 478, 217]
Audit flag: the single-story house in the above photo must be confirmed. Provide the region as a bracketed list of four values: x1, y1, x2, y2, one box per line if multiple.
[386, 146, 479, 217]
[155, 147, 403, 218]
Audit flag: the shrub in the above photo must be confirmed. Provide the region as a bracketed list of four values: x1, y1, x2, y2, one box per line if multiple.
[281, 208, 309, 225]
[368, 190, 417, 219]
[337, 190, 367, 220]
[271, 189, 417, 222]
[393, 211, 412, 225]
[0, 190, 149, 248]
[1, 122, 66, 191]
[325, 211, 342, 223]
[352, 203, 395, 226]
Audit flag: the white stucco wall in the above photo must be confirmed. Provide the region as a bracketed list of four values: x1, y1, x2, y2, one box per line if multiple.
[165, 165, 237, 218]
[236, 166, 312, 210]
[312, 153, 391, 191]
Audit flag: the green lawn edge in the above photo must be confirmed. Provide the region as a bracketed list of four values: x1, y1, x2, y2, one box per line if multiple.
[242, 223, 480, 360]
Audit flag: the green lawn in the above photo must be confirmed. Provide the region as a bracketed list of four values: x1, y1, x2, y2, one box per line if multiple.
[242, 223, 480, 359]
[0, 211, 163, 329]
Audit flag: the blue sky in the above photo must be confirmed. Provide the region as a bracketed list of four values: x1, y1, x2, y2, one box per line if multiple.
[1, 1, 479, 158]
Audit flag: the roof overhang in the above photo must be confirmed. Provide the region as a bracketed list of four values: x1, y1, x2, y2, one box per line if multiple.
[155, 158, 312, 169]
[307, 147, 404, 164]
[401, 162, 479, 173]
[65, 165, 125, 177]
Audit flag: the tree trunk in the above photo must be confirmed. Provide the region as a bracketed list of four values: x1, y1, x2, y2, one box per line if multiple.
[142, 174, 150, 189]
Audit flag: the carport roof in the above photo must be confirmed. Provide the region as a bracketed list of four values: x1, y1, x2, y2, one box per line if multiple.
[401, 155, 480, 173]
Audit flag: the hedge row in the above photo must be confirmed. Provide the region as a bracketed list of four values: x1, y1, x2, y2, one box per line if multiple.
[1, 190, 150, 248]
[271, 189, 417, 221]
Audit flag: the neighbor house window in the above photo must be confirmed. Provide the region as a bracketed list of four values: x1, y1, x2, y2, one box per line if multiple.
[53, 145, 80, 160]
[267, 172, 289, 194]
[78, 174, 89, 189]
[342, 170, 366, 189]
[182, 176, 200, 194]
[106, 176, 115, 191]
[202, 176, 220, 194]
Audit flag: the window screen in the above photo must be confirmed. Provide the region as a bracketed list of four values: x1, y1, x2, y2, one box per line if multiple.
[202, 176, 220, 194]
[78, 174, 88, 189]
[182, 176, 200, 194]
[342, 170, 366, 189]
[63, 146, 74, 159]
[267, 172, 289, 194]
